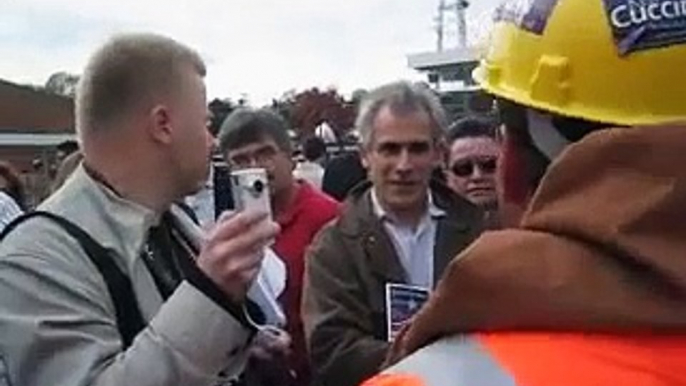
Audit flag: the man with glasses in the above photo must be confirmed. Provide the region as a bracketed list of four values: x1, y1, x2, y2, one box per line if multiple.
[445, 116, 501, 215]
[302, 81, 483, 386]
[218, 108, 339, 386]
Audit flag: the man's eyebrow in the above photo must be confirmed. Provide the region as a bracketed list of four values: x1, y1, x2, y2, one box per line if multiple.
[378, 140, 430, 146]
[231, 143, 274, 156]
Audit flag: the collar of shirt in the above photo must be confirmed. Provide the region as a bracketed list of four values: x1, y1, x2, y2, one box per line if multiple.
[370, 187, 446, 227]
[370, 187, 445, 288]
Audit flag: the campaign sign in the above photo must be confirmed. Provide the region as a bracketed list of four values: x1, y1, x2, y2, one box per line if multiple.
[385, 283, 430, 342]
[602, 0, 686, 56]
[493, 0, 561, 35]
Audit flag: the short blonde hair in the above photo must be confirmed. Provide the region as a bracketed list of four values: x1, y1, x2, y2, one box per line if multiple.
[76, 33, 206, 134]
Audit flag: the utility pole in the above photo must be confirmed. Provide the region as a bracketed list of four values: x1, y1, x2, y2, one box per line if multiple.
[456, 0, 469, 48]
[436, 0, 446, 52]
[435, 0, 470, 51]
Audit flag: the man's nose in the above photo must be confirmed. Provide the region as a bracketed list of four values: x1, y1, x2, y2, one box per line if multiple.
[472, 165, 485, 178]
[396, 149, 413, 171]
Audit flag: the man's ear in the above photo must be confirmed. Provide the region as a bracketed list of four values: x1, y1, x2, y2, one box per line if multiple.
[148, 105, 173, 145]
[433, 138, 448, 168]
[359, 144, 370, 169]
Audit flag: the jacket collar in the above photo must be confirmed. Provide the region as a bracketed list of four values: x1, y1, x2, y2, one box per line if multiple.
[337, 179, 482, 285]
[338, 180, 477, 236]
[42, 165, 165, 271]
[523, 124, 686, 294]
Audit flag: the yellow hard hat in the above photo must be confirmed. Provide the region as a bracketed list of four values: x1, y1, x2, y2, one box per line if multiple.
[474, 0, 686, 126]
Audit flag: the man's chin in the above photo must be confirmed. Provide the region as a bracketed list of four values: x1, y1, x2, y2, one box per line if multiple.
[385, 196, 426, 213]
[468, 192, 497, 204]
[387, 183, 424, 198]
[183, 175, 209, 197]
[468, 196, 497, 212]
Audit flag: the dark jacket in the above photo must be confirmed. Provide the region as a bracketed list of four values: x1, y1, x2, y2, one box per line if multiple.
[302, 180, 483, 386]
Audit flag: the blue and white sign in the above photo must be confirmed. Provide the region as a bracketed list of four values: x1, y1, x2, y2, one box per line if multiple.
[493, 0, 561, 35]
[385, 283, 430, 342]
[603, 0, 686, 55]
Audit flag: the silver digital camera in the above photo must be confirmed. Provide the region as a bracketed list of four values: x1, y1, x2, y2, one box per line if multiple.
[230, 168, 272, 218]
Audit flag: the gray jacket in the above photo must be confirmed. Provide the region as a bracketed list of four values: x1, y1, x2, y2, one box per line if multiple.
[0, 166, 251, 386]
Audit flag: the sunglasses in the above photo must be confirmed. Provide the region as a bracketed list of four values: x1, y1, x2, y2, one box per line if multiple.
[450, 157, 497, 177]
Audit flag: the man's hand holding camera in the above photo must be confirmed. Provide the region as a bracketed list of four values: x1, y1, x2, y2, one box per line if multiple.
[197, 209, 279, 303]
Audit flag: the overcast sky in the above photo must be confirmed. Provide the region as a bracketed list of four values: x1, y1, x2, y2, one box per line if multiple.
[1, 0, 500, 105]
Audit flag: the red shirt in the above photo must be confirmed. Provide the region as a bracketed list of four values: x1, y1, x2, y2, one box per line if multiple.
[274, 181, 340, 382]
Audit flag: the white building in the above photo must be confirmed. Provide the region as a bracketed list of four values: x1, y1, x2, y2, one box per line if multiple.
[407, 46, 479, 93]
[406, 1, 494, 120]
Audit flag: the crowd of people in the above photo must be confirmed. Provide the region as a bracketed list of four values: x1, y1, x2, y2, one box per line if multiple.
[0, 31, 500, 386]
[2, 0, 685, 385]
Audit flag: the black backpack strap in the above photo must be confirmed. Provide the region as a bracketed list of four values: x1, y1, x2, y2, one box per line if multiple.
[0, 211, 146, 349]
[174, 201, 200, 226]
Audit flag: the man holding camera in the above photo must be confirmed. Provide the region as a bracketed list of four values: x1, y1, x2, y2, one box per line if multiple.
[218, 108, 340, 386]
[0, 33, 279, 386]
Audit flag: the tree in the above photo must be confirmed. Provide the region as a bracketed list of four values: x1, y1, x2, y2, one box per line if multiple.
[350, 88, 368, 109]
[208, 98, 237, 136]
[286, 87, 356, 140]
[270, 90, 296, 124]
[44, 72, 80, 97]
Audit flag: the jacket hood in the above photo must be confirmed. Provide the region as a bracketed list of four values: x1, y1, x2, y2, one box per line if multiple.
[390, 124, 686, 362]
[524, 124, 686, 290]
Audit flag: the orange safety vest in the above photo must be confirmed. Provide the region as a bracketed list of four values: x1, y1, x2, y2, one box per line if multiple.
[362, 332, 686, 386]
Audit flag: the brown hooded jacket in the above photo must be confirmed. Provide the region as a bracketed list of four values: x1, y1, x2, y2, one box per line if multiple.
[389, 124, 686, 362]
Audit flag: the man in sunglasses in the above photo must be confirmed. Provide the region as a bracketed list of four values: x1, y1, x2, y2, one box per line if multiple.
[445, 116, 501, 227]
[302, 81, 483, 386]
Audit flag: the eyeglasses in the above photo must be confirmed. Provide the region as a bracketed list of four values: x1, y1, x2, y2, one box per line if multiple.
[228, 145, 279, 169]
[450, 157, 497, 177]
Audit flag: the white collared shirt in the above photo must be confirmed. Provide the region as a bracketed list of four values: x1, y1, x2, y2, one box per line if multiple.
[294, 161, 325, 189]
[371, 189, 445, 288]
